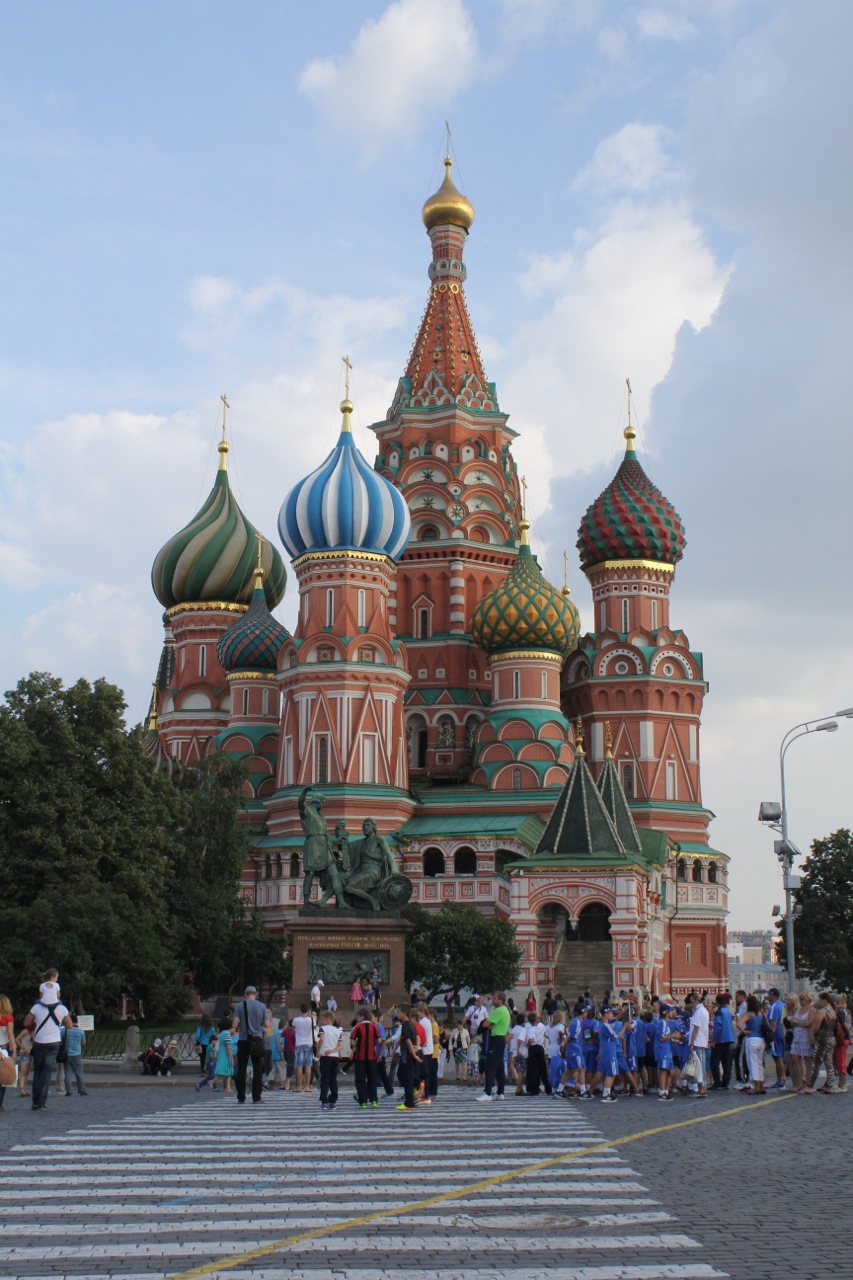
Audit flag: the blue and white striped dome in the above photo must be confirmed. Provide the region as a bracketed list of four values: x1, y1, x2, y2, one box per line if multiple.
[279, 400, 411, 561]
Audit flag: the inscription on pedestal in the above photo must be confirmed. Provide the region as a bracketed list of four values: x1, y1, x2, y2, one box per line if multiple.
[308, 951, 390, 985]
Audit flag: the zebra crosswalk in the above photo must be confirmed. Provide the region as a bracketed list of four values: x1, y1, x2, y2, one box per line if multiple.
[0, 1088, 728, 1280]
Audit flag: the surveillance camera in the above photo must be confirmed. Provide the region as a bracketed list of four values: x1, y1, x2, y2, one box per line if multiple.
[758, 801, 782, 823]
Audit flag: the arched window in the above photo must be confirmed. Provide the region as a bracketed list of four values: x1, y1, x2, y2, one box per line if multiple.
[512, 768, 522, 790]
[317, 737, 328, 784]
[242, 687, 249, 716]
[454, 847, 477, 876]
[421, 525, 439, 541]
[419, 608, 430, 639]
[357, 589, 366, 628]
[407, 715, 428, 769]
[198, 644, 207, 677]
[621, 599, 630, 632]
[274, 853, 282, 880]
[264, 855, 272, 881]
[708, 861, 718, 884]
[423, 440, 433, 456]
[540, 670, 548, 700]
[692, 860, 703, 883]
[665, 761, 678, 800]
[289, 853, 300, 879]
[325, 589, 335, 628]
[423, 847, 445, 877]
[621, 764, 634, 799]
[650, 600, 659, 631]
[512, 670, 520, 700]
[677, 858, 686, 881]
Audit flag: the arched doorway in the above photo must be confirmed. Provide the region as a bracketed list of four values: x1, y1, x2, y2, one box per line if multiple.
[577, 902, 612, 942]
[557, 900, 613, 1003]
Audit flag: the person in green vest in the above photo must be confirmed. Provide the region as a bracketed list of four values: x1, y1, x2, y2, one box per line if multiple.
[476, 992, 511, 1101]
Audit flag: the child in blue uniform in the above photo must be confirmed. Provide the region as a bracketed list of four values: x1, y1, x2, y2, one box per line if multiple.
[561, 1013, 589, 1098]
[582, 1009, 599, 1086]
[656, 1007, 682, 1101]
[596, 1009, 620, 1103]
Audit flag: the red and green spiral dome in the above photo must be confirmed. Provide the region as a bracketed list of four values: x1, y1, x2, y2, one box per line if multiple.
[577, 427, 686, 572]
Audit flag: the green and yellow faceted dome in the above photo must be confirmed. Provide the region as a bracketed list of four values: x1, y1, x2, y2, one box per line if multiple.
[471, 522, 580, 657]
[152, 437, 286, 611]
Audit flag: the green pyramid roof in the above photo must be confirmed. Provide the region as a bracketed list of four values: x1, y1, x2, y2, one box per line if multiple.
[532, 752, 625, 865]
[597, 753, 643, 857]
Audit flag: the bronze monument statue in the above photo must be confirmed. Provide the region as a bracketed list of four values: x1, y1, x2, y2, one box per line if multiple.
[298, 789, 412, 912]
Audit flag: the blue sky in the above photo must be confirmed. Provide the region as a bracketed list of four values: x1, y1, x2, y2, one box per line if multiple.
[1, 1, 851, 930]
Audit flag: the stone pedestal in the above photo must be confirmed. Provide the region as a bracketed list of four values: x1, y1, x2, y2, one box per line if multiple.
[290, 910, 413, 1013]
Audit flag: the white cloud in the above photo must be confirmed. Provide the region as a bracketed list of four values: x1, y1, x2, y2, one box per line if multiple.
[299, 0, 478, 156]
[572, 123, 678, 195]
[635, 7, 697, 42]
[0, 543, 40, 589]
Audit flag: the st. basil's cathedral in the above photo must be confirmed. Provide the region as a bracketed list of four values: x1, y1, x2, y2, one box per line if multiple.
[148, 158, 729, 1000]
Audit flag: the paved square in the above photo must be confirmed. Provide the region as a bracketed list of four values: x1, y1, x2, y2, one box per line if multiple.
[0, 1083, 843, 1280]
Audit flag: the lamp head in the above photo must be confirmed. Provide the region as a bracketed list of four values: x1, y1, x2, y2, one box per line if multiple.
[835, 707, 853, 718]
[758, 801, 782, 823]
[815, 720, 839, 733]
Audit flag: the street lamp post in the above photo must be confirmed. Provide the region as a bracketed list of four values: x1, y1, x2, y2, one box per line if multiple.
[759, 707, 853, 992]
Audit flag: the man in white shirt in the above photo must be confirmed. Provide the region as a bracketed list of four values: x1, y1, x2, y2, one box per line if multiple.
[293, 1003, 316, 1093]
[417, 1003, 435, 1101]
[523, 1013, 552, 1096]
[310, 979, 324, 1013]
[22, 972, 72, 1112]
[688, 994, 711, 1097]
[316, 1012, 342, 1110]
[467, 995, 488, 1038]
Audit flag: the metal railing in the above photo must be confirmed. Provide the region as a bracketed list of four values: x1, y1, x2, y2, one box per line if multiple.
[83, 1029, 199, 1064]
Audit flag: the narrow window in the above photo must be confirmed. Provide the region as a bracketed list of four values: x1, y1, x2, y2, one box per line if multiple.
[363, 736, 376, 784]
[419, 608, 430, 639]
[666, 760, 677, 800]
[540, 670, 548, 700]
[692, 860, 703, 883]
[357, 589, 366, 628]
[708, 862, 718, 884]
[262, 688, 270, 717]
[650, 599, 658, 631]
[513, 670, 520, 700]
[317, 737, 328, 784]
[241, 688, 249, 716]
[198, 645, 207, 677]
[621, 598, 630, 633]
[512, 768, 521, 791]
[685, 942, 692, 964]
[325, 589, 335, 628]
[284, 737, 294, 786]
[677, 858, 686, 881]
[621, 764, 634, 798]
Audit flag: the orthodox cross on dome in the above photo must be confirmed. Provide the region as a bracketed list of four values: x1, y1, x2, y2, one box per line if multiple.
[520, 474, 528, 518]
[254, 531, 265, 586]
[562, 549, 571, 598]
[218, 393, 230, 470]
[625, 376, 637, 448]
[343, 354, 352, 400]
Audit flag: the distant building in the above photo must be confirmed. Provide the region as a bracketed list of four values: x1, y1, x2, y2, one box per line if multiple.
[147, 157, 730, 1000]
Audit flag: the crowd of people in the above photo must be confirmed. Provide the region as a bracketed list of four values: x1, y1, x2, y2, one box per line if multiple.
[182, 981, 852, 1111]
[2, 972, 850, 1114]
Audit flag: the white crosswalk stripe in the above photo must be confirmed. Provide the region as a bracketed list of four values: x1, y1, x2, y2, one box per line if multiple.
[1, 1090, 728, 1280]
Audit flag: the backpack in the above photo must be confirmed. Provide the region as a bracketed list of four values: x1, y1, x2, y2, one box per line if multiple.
[761, 1016, 774, 1049]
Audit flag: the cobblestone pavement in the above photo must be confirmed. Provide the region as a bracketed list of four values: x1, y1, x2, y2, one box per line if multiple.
[0, 1080, 845, 1280]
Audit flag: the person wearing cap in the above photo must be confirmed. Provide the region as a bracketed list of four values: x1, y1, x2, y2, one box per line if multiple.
[766, 987, 786, 1089]
[231, 986, 272, 1104]
[310, 979, 324, 1014]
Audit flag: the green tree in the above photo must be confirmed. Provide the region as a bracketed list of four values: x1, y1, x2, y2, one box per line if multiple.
[779, 828, 853, 991]
[403, 902, 523, 1000]
[0, 673, 188, 1019]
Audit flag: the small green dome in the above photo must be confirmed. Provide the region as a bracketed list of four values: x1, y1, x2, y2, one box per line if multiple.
[217, 574, 288, 674]
[151, 441, 286, 610]
[471, 524, 580, 657]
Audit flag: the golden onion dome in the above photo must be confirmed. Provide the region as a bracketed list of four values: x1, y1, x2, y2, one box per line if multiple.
[471, 522, 581, 658]
[422, 157, 475, 232]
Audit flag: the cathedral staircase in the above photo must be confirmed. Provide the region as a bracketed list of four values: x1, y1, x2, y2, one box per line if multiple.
[553, 941, 613, 1004]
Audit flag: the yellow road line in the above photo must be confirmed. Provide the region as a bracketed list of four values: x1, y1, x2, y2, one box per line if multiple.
[169, 1093, 792, 1279]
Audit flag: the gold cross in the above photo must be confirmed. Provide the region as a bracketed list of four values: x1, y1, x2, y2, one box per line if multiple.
[343, 355, 352, 400]
[625, 377, 632, 428]
[220, 393, 229, 441]
[520, 474, 528, 519]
